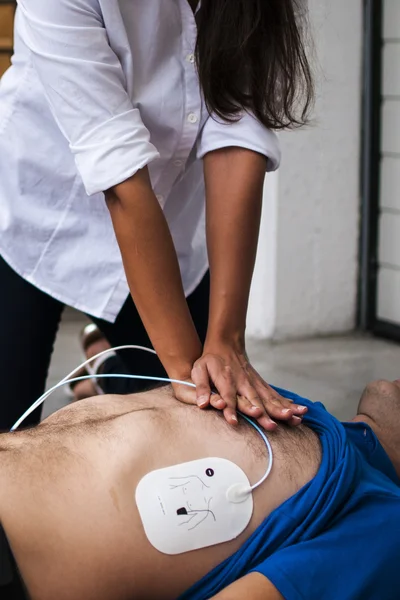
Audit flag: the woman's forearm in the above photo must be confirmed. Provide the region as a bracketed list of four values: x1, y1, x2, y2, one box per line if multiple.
[203, 147, 267, 348]
[105, 168, 202, 378]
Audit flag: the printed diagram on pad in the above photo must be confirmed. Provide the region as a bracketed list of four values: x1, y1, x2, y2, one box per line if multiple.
[170, 470, 217, 531]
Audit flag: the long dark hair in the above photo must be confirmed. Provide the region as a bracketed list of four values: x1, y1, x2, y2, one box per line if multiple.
[196, 0, 314, 129]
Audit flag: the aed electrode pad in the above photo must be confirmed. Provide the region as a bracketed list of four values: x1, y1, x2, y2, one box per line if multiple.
[135, 457, 254, 555]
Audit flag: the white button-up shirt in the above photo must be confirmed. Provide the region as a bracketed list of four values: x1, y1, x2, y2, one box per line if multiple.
[0, 0, 280, 321]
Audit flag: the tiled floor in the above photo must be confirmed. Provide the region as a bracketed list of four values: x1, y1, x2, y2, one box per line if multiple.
[43, 312, 400, 423]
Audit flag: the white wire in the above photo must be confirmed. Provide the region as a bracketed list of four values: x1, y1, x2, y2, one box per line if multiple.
[10, 372, 196, 431]
[241, 414, 274, 490]
[11, 342, 274, 491]
[11, 345, 159, 431]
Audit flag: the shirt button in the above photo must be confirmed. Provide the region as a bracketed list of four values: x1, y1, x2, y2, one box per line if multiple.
[188, 113, 198, 124]
[173, 159, 183, 168]
[156, 194, 164, 203]
[187, 53, 195, 64]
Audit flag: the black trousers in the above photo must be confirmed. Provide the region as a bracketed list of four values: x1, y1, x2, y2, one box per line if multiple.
[0, 524, 27, 600]
[0, 255, 209, 431]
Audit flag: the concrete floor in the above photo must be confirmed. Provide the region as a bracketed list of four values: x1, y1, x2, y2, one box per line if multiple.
[43, 312, 400, 423]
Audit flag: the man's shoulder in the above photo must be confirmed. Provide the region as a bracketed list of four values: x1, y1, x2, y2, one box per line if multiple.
[343, 421, 400, 488]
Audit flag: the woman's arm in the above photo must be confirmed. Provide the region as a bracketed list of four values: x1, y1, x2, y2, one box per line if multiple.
[105, 168, 202, 394]
[191, 147, 307, 428]
[107, 158, 305, 425]
[205, 147, 265, 343]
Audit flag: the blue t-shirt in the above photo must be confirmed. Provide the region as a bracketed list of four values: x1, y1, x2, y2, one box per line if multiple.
[179, 387, 400, 600]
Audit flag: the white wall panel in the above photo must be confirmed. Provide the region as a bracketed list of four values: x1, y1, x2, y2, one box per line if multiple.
[379, 212, 400, 268]
[378, 3, 400, 327]
[248, 174, 277, 338]
[383, 44, 400, 96]
[378, 267, 400, 324]
[383, 0, 400, 40]
[381, 100, 400, 154]
[380, 157, 400, 211]
[248, 0, 362, 339]
[271, 0, 362, 339]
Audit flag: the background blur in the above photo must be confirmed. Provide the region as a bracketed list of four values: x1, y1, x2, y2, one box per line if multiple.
[1, 0, 400, 420]
[247, 0, 400, 343]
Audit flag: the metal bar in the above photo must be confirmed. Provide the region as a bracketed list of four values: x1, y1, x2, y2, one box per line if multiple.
[358, 0, 383, 330]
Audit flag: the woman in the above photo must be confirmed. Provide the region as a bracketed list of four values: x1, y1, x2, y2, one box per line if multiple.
[0, 0, 313, 431]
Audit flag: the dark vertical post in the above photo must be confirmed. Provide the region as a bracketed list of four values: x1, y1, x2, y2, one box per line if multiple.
[358, 0, 383, 330]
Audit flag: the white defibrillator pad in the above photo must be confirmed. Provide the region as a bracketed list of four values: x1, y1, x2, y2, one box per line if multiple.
[135, 457, 254, 555]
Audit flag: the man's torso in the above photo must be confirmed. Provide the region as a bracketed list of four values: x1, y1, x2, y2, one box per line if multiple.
[0, 389, 321, 600]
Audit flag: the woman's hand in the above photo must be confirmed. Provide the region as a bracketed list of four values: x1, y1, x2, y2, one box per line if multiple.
[174, 341, 307, 430]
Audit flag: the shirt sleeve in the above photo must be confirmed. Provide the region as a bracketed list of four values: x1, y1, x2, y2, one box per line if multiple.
[17, 0, 160, 196]
[196, 111, 281, 172]
[343, 422, 400, 486]
[252, 498, 400, 600]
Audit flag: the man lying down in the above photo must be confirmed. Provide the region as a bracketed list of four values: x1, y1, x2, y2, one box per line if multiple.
[1, 380, 400, 600]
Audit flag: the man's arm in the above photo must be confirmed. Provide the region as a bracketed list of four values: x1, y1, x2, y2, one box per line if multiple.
[354, 379, 400, 477]
[210, 573, 283, 600]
